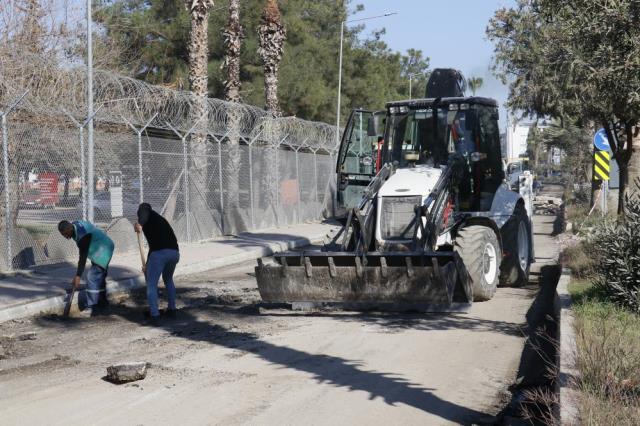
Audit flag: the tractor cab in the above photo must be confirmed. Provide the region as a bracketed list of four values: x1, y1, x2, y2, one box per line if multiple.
[383, 97, 504, 211]
[335, 109, 385, 218]
[336, 97, 504, 217]
[335, 69, 504, 218]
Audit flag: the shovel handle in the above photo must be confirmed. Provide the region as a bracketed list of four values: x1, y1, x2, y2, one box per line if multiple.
[63, 283, 75, 317]
[137, 232, 147, 268]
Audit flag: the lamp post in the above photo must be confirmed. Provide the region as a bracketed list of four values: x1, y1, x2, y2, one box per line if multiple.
[408, 73, 421, 99]
[336, 12, 397, 146]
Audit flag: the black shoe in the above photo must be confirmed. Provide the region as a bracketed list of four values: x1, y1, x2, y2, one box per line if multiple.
[90, 306, 109, 317]
[143, 308, 165, 319]
[148, 316, 161, 326]
[165, 309, 177, 319]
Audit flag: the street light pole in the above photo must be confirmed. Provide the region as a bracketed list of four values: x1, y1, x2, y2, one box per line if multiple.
[408, 73, 423, 99]
[336, 12, 397, 146]
[336, 21, 345, 147]
[86, 0, 95, 223]
[409, 74, 413, 99]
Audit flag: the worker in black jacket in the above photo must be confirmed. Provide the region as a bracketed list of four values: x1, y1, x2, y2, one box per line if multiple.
[134, 203, 179, 325]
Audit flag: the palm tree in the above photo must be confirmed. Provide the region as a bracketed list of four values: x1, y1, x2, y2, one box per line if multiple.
[223, 0, 243, 104]
[184, 0, 215, 237]
[222, 0, 246, 230]
[467, 76, 483, 96]
[258, 0, 286, 116]
[185, 0, 214, 100]
[257, 0, 286, 224]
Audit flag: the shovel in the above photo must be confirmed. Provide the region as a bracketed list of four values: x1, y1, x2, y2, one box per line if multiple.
[63, 280, 77, 318]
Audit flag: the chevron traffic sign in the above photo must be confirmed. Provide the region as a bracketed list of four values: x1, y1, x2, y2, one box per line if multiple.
[593, 150, 610, 181]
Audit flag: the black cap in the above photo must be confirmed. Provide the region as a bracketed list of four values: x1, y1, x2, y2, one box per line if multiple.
[137, 203, 152, 225]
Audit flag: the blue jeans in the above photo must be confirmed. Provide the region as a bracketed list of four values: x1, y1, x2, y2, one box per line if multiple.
[79, 264, 108, 310]
[146, 249, 179, 317]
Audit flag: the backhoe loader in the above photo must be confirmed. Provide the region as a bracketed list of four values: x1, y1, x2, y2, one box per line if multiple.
[255, 69, 534, 310]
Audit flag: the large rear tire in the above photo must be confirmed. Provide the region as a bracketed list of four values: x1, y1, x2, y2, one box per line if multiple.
[455, 225, 502, 302]
[499, 205, 531, 287]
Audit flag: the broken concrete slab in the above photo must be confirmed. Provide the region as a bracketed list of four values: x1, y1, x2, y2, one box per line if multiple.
[106, 362, 148, 383]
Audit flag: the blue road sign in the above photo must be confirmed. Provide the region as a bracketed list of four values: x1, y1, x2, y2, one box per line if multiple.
[594, 128, 611, 151]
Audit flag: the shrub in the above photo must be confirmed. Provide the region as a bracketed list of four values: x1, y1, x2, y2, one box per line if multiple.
[573, 299, 640, 424]
[590, 179, 640, 313]
[561, 241, 596, 279]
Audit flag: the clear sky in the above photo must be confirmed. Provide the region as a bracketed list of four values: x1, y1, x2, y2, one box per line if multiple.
[351, 0, 517, 127]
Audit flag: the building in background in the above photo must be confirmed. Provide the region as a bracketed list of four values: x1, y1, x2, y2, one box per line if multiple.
[505, 120, 535, 162]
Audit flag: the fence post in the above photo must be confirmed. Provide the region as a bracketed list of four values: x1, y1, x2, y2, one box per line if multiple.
[217, 138, 224, 233]
[294, 146, 301, 222]
[64, 106, 102, 221]
[80, 127, 86, 220]
[293, 138, 309, 223]
[2, 114, 11, 271]
[246, 130, 263, 230]
[312, 148, 319, 204]
[205, 130, 232, 235]
[183, 136, 190, 242]
[121, 114, 157, 204]
[275, 135, 289, 218]
[248, 140, 254, 229]
[1, 91, 29, 271]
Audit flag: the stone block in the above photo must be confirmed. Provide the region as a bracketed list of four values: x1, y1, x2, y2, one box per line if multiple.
[106, 362, 148, 383]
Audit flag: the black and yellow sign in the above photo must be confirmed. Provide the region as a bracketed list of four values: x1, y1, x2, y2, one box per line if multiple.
[593, 150, 610, 181]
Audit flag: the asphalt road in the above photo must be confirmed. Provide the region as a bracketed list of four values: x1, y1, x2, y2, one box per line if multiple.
[0, 189, 562, 425]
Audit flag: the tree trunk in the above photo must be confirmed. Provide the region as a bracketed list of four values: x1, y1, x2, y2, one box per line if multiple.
[185, 0, 214, 238]
[257, 0, 287, 226]
[264, 71, 280, 116]
[187, 6, 210, 100]
[222, 0, 245, 232]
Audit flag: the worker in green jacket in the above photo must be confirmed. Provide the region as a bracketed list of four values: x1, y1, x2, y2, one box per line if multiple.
[58, 220, 115, 316]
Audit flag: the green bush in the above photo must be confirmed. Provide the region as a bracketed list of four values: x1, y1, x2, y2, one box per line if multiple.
[591, 180, 640, 313]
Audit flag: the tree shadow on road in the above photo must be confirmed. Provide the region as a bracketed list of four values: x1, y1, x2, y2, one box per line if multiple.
[35, 289, 493, 425]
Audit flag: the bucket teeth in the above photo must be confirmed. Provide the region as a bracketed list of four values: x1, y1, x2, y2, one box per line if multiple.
[380, 257, 388, 278]
[255, 251, 464, 310]
[304, 257, 313, 278]
[328, 257, 337, 278]
[405, 257, 414, 277]
[354, 257, 363, 278]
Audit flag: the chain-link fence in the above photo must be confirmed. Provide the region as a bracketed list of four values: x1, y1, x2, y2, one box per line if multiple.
[0, 53, 339, 272]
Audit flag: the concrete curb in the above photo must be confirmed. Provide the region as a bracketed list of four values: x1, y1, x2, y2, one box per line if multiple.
[0, 233, 326, 324]
[557, 267, 579, 425]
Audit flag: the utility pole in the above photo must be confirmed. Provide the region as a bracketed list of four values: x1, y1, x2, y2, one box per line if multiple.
[86, 0, 95, 222]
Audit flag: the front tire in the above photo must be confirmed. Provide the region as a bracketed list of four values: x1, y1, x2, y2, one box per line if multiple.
[499, 205, 531, 287]
[455, 225, 502, 302]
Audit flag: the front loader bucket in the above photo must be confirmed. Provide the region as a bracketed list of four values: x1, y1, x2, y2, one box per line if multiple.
[255, 251, 472, 312]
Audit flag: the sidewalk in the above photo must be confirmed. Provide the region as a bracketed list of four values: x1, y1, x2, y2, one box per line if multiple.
[0, 222, 339, 323]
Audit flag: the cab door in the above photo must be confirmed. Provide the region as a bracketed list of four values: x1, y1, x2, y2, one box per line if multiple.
[335, 110, 384, 218]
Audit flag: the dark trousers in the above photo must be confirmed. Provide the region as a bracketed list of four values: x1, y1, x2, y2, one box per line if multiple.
[79, 263, 108, 310]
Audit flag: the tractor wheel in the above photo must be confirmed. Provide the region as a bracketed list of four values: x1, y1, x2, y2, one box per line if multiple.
[455, 225, 502, 302]
[499, 205, 532, 287]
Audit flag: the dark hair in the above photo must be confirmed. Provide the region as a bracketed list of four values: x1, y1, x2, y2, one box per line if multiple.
[58, 220, 73, 233]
